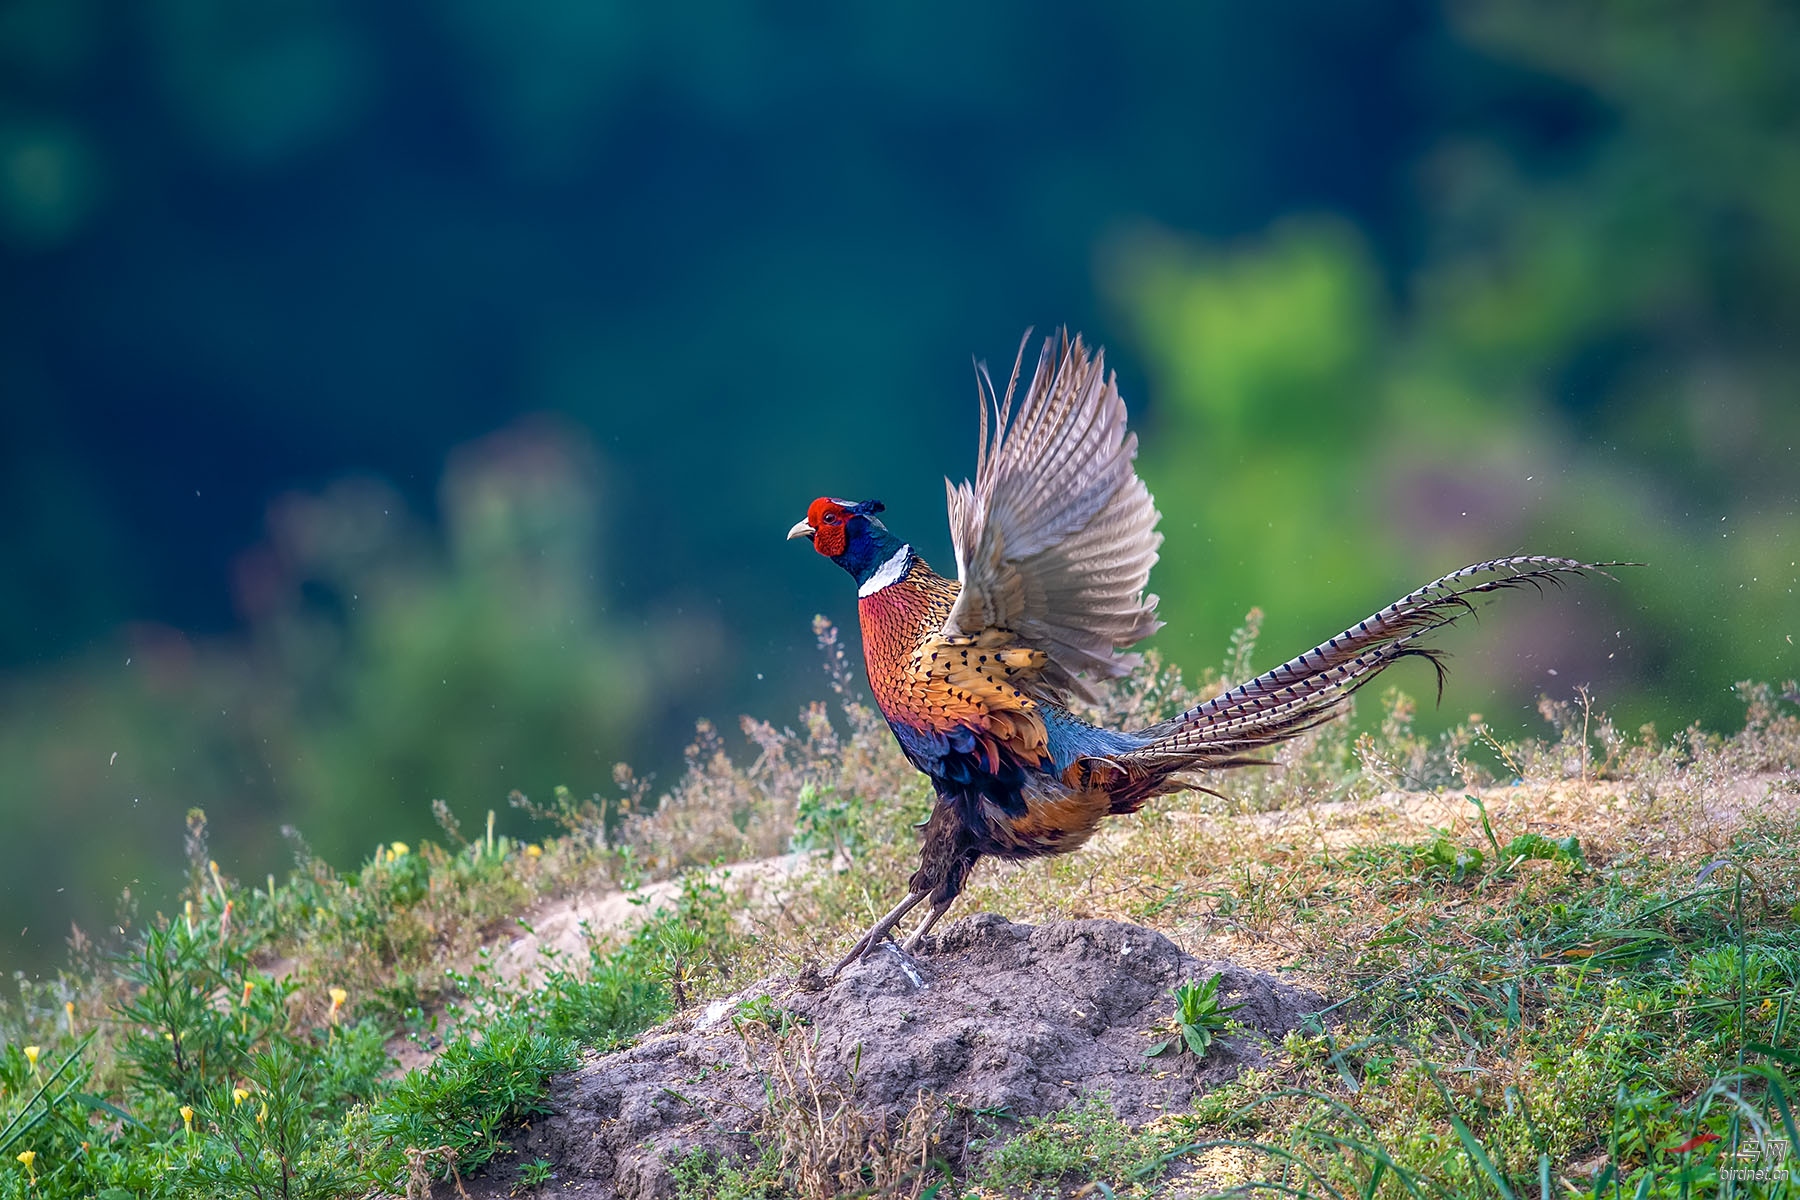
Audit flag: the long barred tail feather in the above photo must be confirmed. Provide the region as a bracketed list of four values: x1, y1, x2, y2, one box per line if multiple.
[1124, 557, 1620, 780]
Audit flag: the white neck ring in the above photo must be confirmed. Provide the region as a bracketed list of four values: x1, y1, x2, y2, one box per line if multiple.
[858, 544, 912, 597]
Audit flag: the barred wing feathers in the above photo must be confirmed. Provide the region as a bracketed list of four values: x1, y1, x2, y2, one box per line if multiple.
[943, 331, 1163, 702]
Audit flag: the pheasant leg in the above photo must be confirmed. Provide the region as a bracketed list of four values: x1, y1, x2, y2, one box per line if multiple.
[900, 901, 953, 952]
[829, 891, 927, 975]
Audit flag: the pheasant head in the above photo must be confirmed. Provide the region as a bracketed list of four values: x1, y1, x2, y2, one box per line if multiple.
[787, 497, 910, 592]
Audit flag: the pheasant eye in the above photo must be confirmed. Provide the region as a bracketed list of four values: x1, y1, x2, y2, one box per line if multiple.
[824, 513, 841, 525]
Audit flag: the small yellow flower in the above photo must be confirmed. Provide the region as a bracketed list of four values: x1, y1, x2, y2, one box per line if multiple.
[525, 843, 543, 859]
[256, 1100, 267, 1126]
[15, 1149, 35, 1181]
[232, 1087, 249, 1106]
[184, 899, 194, 935]
[64, 1000, 76, 1037]
[23, 1045, 40, 1071]
[390, 841, 409, 858]
[180, 1105, 194, 1133]
[326, 985, 349, 1038]
[241, 981, 255, 1006]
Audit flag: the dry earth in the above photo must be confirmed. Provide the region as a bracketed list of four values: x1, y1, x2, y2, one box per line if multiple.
[470, 915, 1327, 1200]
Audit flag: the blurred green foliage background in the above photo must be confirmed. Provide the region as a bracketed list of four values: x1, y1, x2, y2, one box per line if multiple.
[0, 1, 1794, 974]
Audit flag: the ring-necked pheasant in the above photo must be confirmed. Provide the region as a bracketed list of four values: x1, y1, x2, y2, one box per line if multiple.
[789, 330, 1606, 973]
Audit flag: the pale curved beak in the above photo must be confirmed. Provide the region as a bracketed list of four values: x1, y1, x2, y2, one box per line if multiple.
[786, 518, 815, 541]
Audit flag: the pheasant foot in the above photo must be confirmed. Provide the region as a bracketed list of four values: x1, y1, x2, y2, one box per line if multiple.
[829, 891, 927, 975]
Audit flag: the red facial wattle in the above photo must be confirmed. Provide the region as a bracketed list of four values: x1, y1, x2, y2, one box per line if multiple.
[791, 495, 906, 602]
[803, 496, 851, 557]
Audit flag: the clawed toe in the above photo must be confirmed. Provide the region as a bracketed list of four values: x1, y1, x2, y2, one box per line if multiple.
[828, 891, 927, 976]
[827, 928, 890, 976]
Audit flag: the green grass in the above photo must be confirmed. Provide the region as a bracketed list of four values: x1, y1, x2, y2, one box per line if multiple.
[671, 1143, 786, 1200]
[978, 1093, 1167, 1195]
[368, 1013, 577, 1184]
[0, 809, 742, 1198]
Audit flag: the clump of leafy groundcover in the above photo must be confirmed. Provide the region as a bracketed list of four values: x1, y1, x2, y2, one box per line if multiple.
[175, 1042, 365, 1200]
[113, 917, 389, 1116]
[531, 944, 670, 1050]
[366, 1012, 579, 1187]
[671, 1144, 784, 1200]
[0, 1035, 158, 1200]
[977, 1093, 1170, 1194]
[1146, 973, 1245, 1060]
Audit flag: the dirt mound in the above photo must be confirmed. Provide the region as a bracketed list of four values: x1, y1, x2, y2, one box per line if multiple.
[480, 915, 1329, 1199]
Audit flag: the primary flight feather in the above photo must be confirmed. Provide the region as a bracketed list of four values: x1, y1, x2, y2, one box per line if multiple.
[790, 330, 1606, 971]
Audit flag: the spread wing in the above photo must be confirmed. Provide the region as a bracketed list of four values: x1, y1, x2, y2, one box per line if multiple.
[942, 330, 1162, 702]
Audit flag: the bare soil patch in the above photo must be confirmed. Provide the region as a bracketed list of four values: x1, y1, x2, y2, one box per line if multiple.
[472, 914, 1328, 1199]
